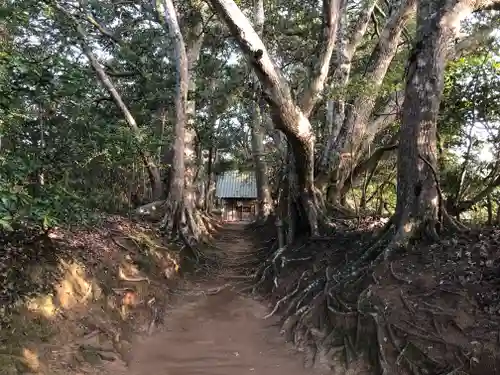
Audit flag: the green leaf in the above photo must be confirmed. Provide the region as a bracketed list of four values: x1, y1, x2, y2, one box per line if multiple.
[0, 218, 14, 231]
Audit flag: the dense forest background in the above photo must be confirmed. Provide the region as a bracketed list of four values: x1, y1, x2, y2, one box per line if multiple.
[1, 0, 499, 234]
[1, 0, 500, 374]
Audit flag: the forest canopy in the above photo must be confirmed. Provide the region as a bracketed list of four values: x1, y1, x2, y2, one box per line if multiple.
[1, 0, 500, 373]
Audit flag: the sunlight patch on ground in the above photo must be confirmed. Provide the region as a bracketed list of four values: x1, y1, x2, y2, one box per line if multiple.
[21, 348, 42, 373]
[26, 295, 57, 319]
[55, 260, 94, 310]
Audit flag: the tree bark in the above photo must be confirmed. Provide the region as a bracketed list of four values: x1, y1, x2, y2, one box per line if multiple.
[157, 0, 188, 234]
[157, 0, 212, 240]
[322, 0, 376, 152]
[393, 0, 483, 244]
[496, 200, 500, 225]
[320, 8, 493, 204]
[183, 2, 207, 240]
[205, 145, 215, 212]
[324, 16, 495, 203]
[250, 0, 272, 221]
[487, 195, 493, 225]
[298, 0, 345, 118]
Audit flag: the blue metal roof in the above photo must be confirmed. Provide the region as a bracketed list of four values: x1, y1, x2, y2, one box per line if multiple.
[215, 170, 257, 198]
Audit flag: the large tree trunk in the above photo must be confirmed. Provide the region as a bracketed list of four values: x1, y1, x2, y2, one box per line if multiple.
[0, 16, 8, 155]
[496, 199, 500, 225]
[204, 145, 215, 212]
[487, 195, 493, 225]
[158, 0, 188, 234]
[207, 0, 343, 236]
[183, 4, 206, 240]
[159, 0, 212, 241]
[328, 10, 497, 203]
[251, 105, 273, 220]
[392, 0, 486, 245]
[250, 0, 272, 221]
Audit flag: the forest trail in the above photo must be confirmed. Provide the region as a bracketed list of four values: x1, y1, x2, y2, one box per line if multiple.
[104, 224, 320, 375]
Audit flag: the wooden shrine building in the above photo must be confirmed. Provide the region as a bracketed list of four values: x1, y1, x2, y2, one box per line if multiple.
[215, 170, 257, 222]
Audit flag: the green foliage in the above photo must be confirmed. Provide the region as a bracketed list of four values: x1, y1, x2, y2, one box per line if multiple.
[438, 52, 500, 209]
[0, 0, 169, 231]
[0, 0, 499, 232]
[441, 54, 500, 142]
[0, 153, 97, 232]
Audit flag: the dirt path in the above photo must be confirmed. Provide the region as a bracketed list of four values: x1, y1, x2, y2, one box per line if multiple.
[106, 224, 321, 375]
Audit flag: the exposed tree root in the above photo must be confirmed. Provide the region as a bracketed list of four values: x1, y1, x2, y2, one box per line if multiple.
[199, 212, 222, 235]
[244, 216, 484, 375]
[158, 198, 221, 273]
[418, 154, 469, 235]
[326, 203, 358, 218]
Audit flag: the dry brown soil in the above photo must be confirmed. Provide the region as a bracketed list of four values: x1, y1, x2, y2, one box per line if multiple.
[104, 224, 322, 375]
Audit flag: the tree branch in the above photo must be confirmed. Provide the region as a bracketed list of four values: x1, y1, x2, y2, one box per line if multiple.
[318, 0, 415, 182]
[205, 0, 305, 139]
[341, 136, 398, 195]
[449, 175, 500, 215]
[346, 0, 378, 56]
[84, 13, 121, 44]
[77, 10, 149, 80]
[52, 2, 163, 199]
[103, 64, 139, 77]
[298, 0, 345, 118]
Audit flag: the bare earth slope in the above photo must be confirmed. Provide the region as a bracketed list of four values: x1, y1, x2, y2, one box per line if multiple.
[105, 224, 322, 375]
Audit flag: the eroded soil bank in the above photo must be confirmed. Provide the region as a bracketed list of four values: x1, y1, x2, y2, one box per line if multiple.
[5, 217, 499, 375]
[249, 217, 500, 375]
